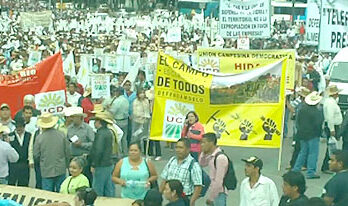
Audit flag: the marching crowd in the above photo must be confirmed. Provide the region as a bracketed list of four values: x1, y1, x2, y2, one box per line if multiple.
[0, 1, 348, 206]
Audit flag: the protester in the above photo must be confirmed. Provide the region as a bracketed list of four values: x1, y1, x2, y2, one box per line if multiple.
[181, 111, 205, 161]
[339, 109, 348, 151]
[67, 107, 95, 185]
[160, 138, 203, 206]
[28, 126, 43, 189]
[322, 150, 348, 206]
[134, 70, 152, 91]
[60, 157, 90, 194]
[199, 133, 228, 206]
[21, 105, 38, 135]
[0, 124, 19, 185]
[66, 82, 82, 107]
[144, 189, 163, 206]
[34, 113, 71, 192]
[0, 104, 15, 132]
[104, 86, 130, 156]
[112, 141, 158, 200]
[14, 94, 41, 120]
[80, 88, 94, 123]
[292, 91, 323, 179]
[89, 111, 115, 197]
[240, 156, 279, 206]
[163, 179, 189, 206]
[8, 118, 31, 186]
[132, 89, 151, 153]
[124, 80, 137, 145]
[322, 85, 343, 173]
[279, 171, 308, 205]
[307, 197, 326, 206]
[74, 187, 98, 206]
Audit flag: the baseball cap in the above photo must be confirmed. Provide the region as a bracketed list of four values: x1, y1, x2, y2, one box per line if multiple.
[0, 103, 10, 110]
[242, 156, 263, 169]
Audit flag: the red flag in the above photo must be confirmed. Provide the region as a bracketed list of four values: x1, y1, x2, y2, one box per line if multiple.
[0, 53, 66, 117]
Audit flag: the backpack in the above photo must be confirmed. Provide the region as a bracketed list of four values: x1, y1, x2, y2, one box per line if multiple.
[188, 159, 211, 197]
[214, 151, 237, 190]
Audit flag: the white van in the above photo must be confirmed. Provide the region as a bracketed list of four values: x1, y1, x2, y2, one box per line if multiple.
[327, 47, 348, 110]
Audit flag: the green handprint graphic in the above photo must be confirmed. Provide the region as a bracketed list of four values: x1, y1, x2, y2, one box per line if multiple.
[213, 119, 229, 139]
[261, 116, 281, 140]
[239, 119, 253, 140]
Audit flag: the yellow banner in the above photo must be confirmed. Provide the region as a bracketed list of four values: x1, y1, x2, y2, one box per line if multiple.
[150, 53, 287, 148]
[197, 48, 295, 90]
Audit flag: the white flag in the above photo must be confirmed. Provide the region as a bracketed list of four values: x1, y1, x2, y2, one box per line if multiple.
[121, 58, 140, 86]
[77, 55, 90, 88]
[63, 51, 76, 77]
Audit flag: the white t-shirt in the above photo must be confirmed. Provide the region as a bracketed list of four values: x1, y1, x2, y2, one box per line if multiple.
[66, 92, 81, 107]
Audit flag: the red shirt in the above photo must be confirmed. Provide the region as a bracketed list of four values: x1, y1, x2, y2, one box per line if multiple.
[81, 97, 94, 123]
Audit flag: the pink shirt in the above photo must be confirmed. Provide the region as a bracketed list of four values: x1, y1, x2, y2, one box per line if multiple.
[181, 122, 205, 152]
[199, 147, 228, 201]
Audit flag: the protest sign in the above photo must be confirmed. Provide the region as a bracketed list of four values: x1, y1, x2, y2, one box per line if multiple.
[150, 53, 286, 148]
[319, 0, 348, 52]
[27, 51, 42, 67]
[91, 74, 111, 99]
[0, 185, 133, 206]
[197, 48, 295, 90]
[104, 55, 119, 73]
[166, 27, 182, 43]
[305, 0, 320, 45]
[35, 90, 65, 114]
[219, 0, 271, 38]
[63, 51, 76, 77]
[117, 40, 132, 54]
[20, 11, 52, 29]
[0, 53, 66, 117]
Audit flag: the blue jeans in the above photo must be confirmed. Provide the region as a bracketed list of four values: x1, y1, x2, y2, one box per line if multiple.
[92, 165, 115, 197]
[293, 137, 320, 177]
[42, 174, 66, 192]
[214, 193, 227, 206]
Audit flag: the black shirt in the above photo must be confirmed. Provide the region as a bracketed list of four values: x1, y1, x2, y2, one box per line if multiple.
[279, 195, 308, 206]
[323, 170, 348, 206]
[166, 198, 187, 206]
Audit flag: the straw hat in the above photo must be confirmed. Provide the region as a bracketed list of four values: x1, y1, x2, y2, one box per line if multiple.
[327, 85, 342, 96]
[91, 104, 104, 114]
[68, 107, 87, 117]
[305, 91, 322, 105]
[0, 124, 10, 134]
[37, 113, 59, 128]
[83, 87, 92, 97]
[94, 111, 114, 124]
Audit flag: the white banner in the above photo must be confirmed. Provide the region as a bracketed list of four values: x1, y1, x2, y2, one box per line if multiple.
[20, 11, 52, 29]
[305, 0, 320, 45]
[35, 90, 65, 114]
[91, 74, 111, 99]
[319, 0, 348, 52]
[219, 0, 271, 38]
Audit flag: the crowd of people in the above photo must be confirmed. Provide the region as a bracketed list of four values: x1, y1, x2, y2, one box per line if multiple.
[1, 1, 348, 206]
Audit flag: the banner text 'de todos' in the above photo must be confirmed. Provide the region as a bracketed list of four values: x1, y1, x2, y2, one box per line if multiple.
[150, 53, 286, 148]
[0, 53, 66, 116]
[319, 0, 348, 52]
[197, 48, 295, 90]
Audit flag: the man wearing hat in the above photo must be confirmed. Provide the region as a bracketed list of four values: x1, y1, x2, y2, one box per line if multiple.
[80, 87, 94, 123]
[67, 107, 95, 185]
[292, 91, 323, 179]
[0, 124, 19, 185]
[89, 111, 114, 197]
[322, 85, 343, 173]
[0, 103, 15, 133]
[103, 86, 129, 156]
[240, 156, 279, 206]
[34, 113, 71, 192]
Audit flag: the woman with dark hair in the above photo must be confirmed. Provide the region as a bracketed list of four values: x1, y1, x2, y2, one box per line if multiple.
[112, 142, 158, 200]
[132, 89, 151, 153]
[181, 111, 205, 160]
[60, 157, 90, 194]
[74, 187, 97, 206]
[163, 180, 189, 206]
[144, 189, 163, 206]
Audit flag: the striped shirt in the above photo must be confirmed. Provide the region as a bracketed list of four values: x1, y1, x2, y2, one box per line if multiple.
[161, 154, 203, 195]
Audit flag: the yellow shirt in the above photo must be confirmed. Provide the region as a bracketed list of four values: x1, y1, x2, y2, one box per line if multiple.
[59, 174, 90, 194]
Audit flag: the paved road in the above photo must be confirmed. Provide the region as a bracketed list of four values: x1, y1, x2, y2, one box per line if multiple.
[28, 120, 336, 205]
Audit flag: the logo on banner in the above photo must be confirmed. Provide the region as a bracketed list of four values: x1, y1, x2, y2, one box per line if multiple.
[35, 90, 65, 114]
[163, 100, 194, 140]
[198, 57, 220, 73]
